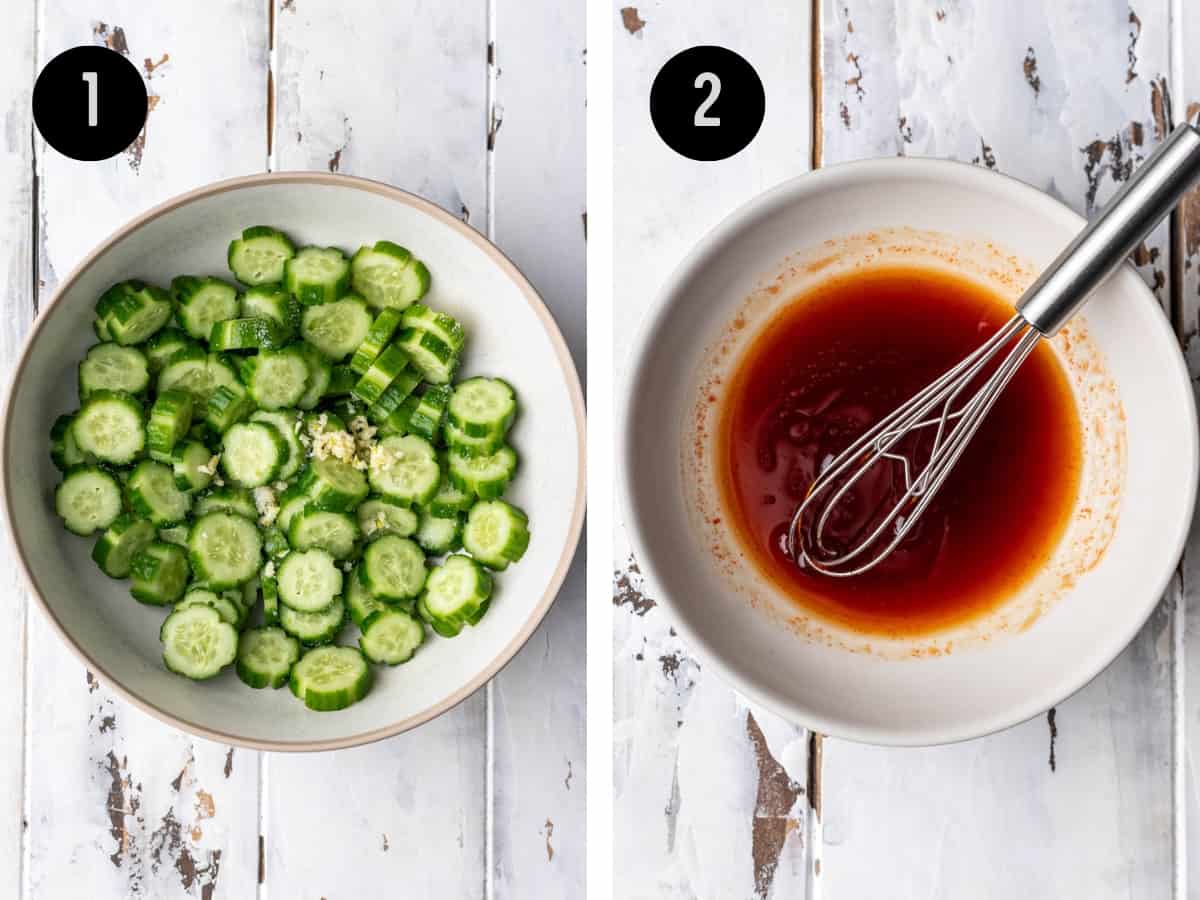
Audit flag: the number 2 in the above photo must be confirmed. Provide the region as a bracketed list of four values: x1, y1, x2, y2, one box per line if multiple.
[82, 71, 98, 127]
[693, 72, 721, 127]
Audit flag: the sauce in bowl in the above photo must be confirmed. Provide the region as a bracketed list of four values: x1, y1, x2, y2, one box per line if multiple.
[717, 265, 1081, 636]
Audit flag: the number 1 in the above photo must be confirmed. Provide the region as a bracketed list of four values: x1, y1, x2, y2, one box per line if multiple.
[82, 71, 98, 127]
[694, 72, 721, 127]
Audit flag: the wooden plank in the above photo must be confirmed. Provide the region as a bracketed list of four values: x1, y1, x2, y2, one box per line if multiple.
[0, 3, 36, 895]
[27, 7, 267, 898]
[266, 2, 489, 895]
[612, 2, 814, 895]
[817, 2, 1176, 897]
[489, 0, 587, 894]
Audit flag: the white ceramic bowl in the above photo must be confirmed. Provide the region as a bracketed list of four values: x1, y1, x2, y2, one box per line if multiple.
[621, 158, 1197, 745]
[3, 172, 584, 751]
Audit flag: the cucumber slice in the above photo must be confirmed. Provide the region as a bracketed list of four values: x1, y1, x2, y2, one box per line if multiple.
[126, 460, 192, 526]
[395, 327, 457, 384]
[463, 500, 530, 570]
[289, 644, 370, 710]
[145, 328, 197, 374]
[72, 390, 145, 465]
[229, 226, 297, 286]
[359, 609, 424, 665]
[346, 566, 390, 626]
[352, 343, 411, 406]
[388, 385, 450, 442]
[367, 370, 421, 427]
[209, 317, 288, 351]
[427, 470, 474, 517]
[147, 389, 194, 461]
[417, 554, 493, 637]
[78, 342, 150, 399]
[188, 511, 263, 588]
[350, 241, 430, 310]
[262, 526, 291, 562]
[277, 548, 343, 612]
[130, 541, 190, 605]
[157, 524, 190, 546]
[447, 378, 516, 439]
[295, 342, 332, 410]
[194, 486, 257, 518]
[221, 422, 287, 488]
[357, 497, 419, 539]
[160, 605, 238, 680]
[158, 349, 240, 405]
[325, 364, 359, 397]
[95, 281, 173, 346]
[205, 382, 256, 434]
[249, 409, 304, 480]
[300, 457, 369, 511]
[415, 510, 463, 555]
[92, 514, 157, 578]
[176, 588, 242, 627]
[262, 574, 281, 624]
[241, 284, 300, 338]
[443, 419, 505, 457]
[240, 347, 309, 410]
[55, 466, 122, 535]
[350, 308, 404, 374]
[360, 535, 426, 603]
[300, 295, 372, 360]
[285, 246, 351, 306]
[279, 596, 345, 645]
[367, 435, 441, 506]
[448, 445, 517, 500]
[171, 275, 241, 341]
[276, 482, 312, 533]
[236, 626, 301, 689]
[50, 414, 88, 471]
[288, 506, 361, 559]
[400, 303, 465, 353]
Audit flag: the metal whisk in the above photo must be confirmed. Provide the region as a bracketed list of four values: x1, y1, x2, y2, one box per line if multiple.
[789, 122, 1200, 578]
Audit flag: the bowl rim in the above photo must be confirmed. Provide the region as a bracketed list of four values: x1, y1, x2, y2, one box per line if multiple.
[2, 170, 587, 752]
[619, 155, 1198, 746]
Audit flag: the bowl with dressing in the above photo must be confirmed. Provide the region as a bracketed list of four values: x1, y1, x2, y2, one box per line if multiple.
[621, 158, 1197, 745]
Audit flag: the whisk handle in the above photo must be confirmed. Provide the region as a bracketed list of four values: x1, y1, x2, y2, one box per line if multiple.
[1017, 122, 1200, 335]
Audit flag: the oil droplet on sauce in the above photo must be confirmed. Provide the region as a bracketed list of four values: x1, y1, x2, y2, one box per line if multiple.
[717, 265, 1081, 636]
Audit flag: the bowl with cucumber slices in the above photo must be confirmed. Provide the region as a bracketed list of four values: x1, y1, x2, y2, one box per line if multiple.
[2, 173, 584, 749]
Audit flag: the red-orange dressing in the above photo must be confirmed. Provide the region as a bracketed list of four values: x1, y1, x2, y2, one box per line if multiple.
[718, 265, 1082, 636]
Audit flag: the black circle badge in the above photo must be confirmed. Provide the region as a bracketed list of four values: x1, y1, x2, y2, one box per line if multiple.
[33, 46, 148, 161]
[650, 46, 765, 162]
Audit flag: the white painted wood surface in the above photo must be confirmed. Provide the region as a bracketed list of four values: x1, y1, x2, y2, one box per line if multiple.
[4, 2, 585, 897]
[614, 0, 1189, 897]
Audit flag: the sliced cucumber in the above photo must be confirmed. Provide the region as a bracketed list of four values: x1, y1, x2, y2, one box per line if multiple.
[300, 295, 373, 360]
[147, 389, 194, 462]
[346, 566, 390, 626]
[241, 284, 300, 338]
[157, 524, 190, 546]
[360, 535, 426, 603]
[390, 385, 451, 442]
[279, 596, 345, 645]
[277, 548, 342, 612]
[55, 466, 122, 535]
[262, 526, 291, 562]
[401, 303, 465, 353]
[145, 328, 197, 374]
[300, 457, 368, 511]
[262, 574, 281, 624]
[463, 499, 529, 570]
[92, 514, 157, 578]
[447, 377, 516, 438]
[359, 609, 424, 665]
[205, 382, 256, 434]
[158, 349, 240, 405]
[236, 626, 301, 689]
[350, 241, 430, 310]
[160, 604, 238, 680]
[188, 511, 263, 588]
[288, 506, 361, 559]
[72, 390, 145, 465]
[50, 414, 88, 471]
[176, 588, 242, 627]
[325, 364, 359, 397]
[367, 435, 441, 506]
[78, 342, 150, 399]
[415, 510, 463, 555]
[289, 645, 371, 711]
[367, 370, 421, 427]
[443, 419, 505, 457]
[126, 460, 192, 526]
[395, 327, 457, 384]
[221, 422, 287, 488]
[229, 226, 296, 286]
[171, 275, 241, 341]
[240, 347, 309, 410]
[249, 409, 304, 480]
[448, 444, 517, 500]
[95, 280, 173, 346]
[130, 541, 190, 605]
[427, 470, 474, 517]
[352, 343, 410, 406]
[350, 308, 404, 374]
[417, 554, 493, 637]
[209, 317, 288, 351]
[194, 486, 257, 519]
[286, 246, 351, 305]
[357, 497, 418, 539]
[295, 341, 332, 410]
[276, 482, 312, 533]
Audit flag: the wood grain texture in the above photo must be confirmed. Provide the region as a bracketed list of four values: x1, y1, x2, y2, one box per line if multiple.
[28, 5, 268, 898]
[612, 2, 814, 896]
[817, 2, 1177, 897]
[0, 2, 35, 894]
[490, 0, 587, 894]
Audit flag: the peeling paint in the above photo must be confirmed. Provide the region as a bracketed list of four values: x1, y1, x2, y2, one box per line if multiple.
[747, 713, 803, 900]
[93, 22, 129, 55]
[488, 104, 505, 151]
[1047, 707, 1058, 772]
[542, 818, 555, 861]
[898, 116, 912, 144]
[1150, 77, 1170, 142]
[620, 7, 646, 35]
[281, 0, 296, 10]
[104, 751, 138, 870]
[327, 116, 351, 172]
[1126, 11, 1140, 84]
[844, 52, 864, 100]
[1023, 47, 1040, 96]
[614, 555, 655, 615]
[382, 833, 389, 851]
[223, 748, 233, 778]
[564, 759, 573, 790]
[86, 669, 99, 692]
[143, 53, 170, 77]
